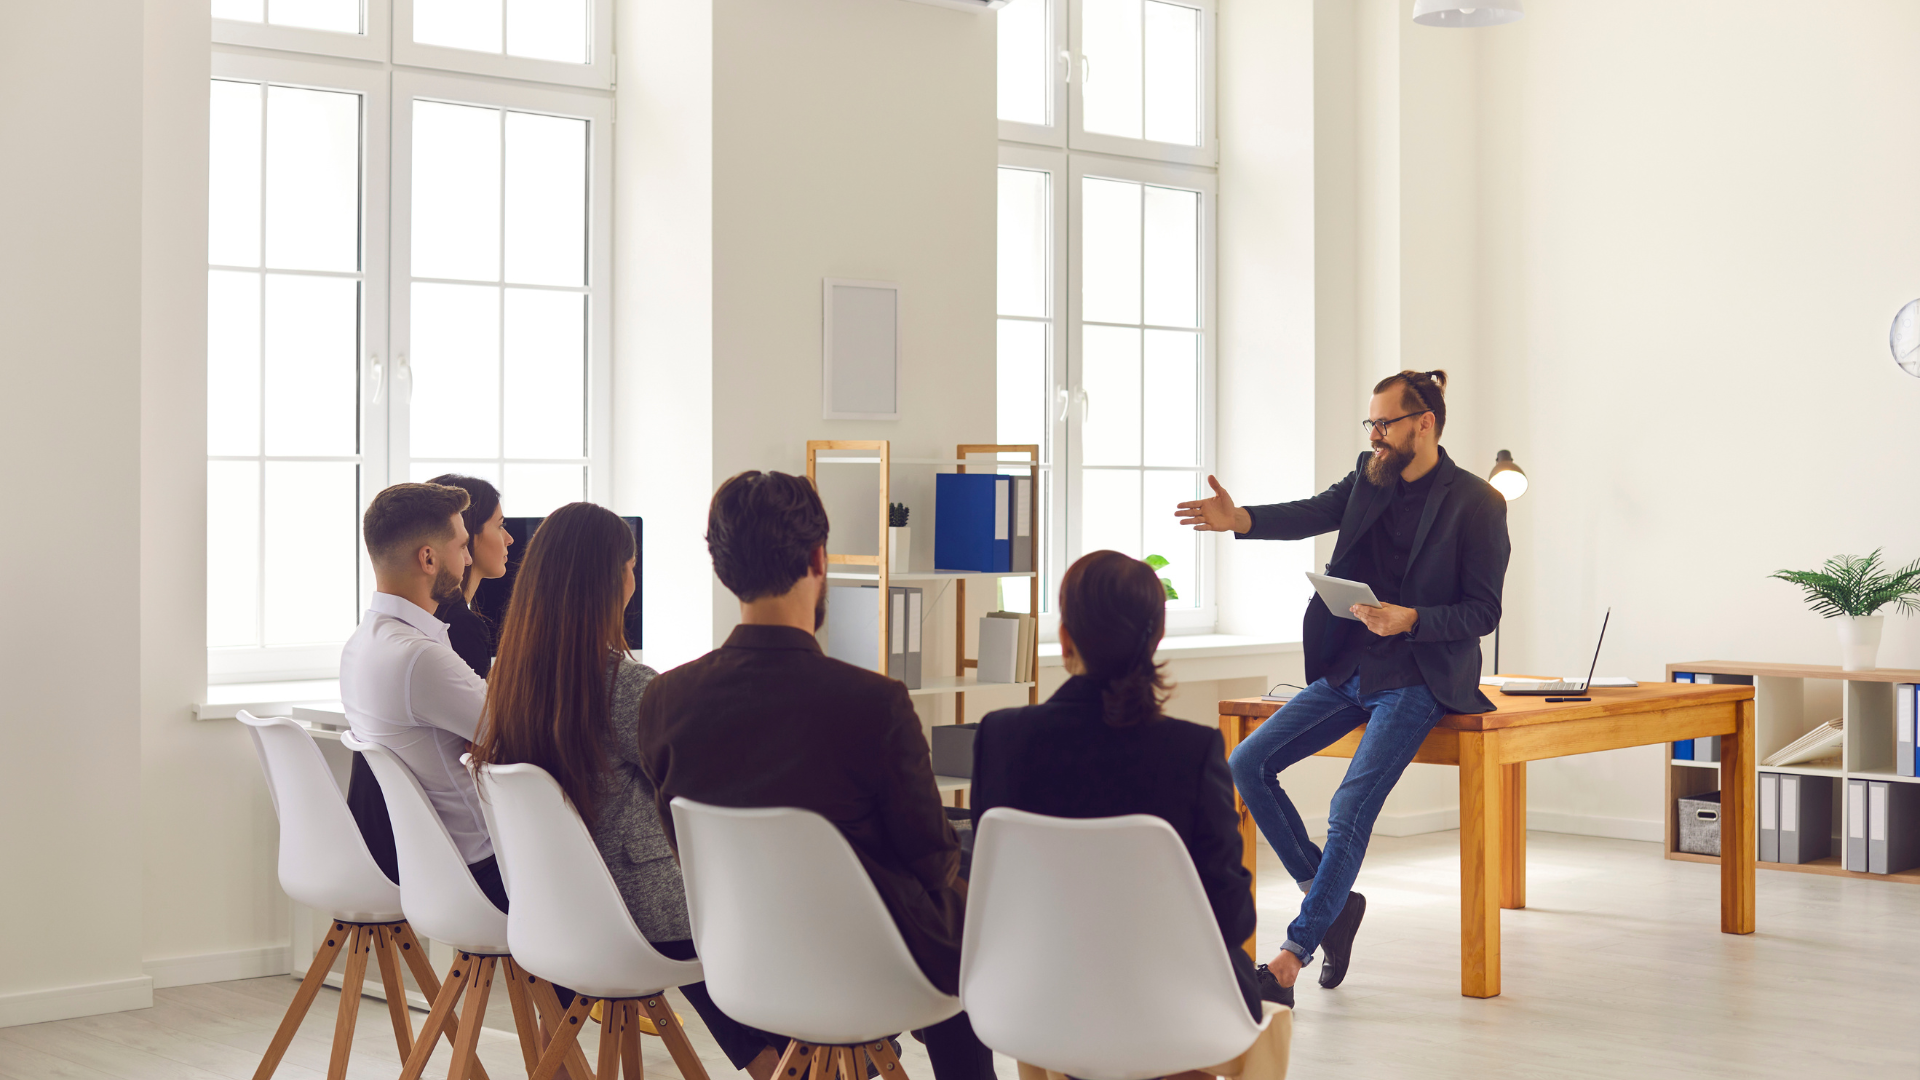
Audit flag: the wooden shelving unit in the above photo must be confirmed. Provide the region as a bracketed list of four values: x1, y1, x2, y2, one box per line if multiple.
[1664, 660, 1920, 886]
[807, 441, 1043, 799]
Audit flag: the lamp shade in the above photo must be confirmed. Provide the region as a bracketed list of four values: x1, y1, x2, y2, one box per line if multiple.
[1412, 0, 1524, 28]
[1487, 450, 1528, 500]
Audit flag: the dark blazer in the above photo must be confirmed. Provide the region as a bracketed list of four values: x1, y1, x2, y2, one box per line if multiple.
[970, 678, 1263, 1020]
[1240, 447, 1510, 714]
[637, 624, 967, 994]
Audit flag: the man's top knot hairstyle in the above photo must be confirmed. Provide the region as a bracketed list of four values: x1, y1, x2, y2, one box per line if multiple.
[363, 482, 470, 567]
[1373, 368, 1449, 436]
[706, 470, 831, 602]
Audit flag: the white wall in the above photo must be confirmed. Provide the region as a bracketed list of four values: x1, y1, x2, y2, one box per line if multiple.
[1467, 0, 1920, 835]
[0, 0, 153, 1026]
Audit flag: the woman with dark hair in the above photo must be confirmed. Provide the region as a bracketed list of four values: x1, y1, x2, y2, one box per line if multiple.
[424, 472, 512, 677]
[469, 503, 783, 1080]
[970, 550, 1296, 1048]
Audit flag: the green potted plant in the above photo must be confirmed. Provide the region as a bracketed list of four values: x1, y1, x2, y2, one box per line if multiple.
[1770, 549, 1920, 670]
[889, 502, 911, 573]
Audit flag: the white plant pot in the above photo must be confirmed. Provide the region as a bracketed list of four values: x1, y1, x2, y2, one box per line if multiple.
[889, 526, 911, 573]
[1837, 614, 1885, 672]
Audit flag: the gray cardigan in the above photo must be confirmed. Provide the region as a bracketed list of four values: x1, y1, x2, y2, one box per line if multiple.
[589, 656, 691, 943]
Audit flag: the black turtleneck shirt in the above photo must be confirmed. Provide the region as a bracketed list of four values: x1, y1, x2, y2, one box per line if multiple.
[1325, 463, 1438, 695]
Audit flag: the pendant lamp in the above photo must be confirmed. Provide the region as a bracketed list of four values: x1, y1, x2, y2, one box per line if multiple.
[1412, 0, 1524, 28]
[1487, 450, 1528, 500]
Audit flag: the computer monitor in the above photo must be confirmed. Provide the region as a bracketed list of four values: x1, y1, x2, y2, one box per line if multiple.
[471, 516, 642, 651]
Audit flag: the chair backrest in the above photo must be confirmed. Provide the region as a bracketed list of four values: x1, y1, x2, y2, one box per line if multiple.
[960, 808, 1266, 1080]
[670, 798, 962, 1045]
[471, 760, 701, 999]
[343, 731, 508, 954]
[237, 711, 404, 922]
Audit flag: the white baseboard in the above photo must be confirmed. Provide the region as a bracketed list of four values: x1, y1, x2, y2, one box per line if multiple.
[0, 976, 154, 1029]
[1298, 808, 1661, 843]
[144, 945, 292, 990]
[1526, 810, 1663, 843]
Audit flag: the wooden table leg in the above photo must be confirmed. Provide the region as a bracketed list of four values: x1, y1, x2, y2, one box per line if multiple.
[1458, 731, 1503, 998]
[1221, 712, 1260, 961]
[1501, 762, 1526, 910]
[1721, 698, 1757, 934]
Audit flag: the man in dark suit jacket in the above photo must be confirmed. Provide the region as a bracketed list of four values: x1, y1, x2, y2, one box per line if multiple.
[1176, 369, 1510, 1002]
[637, 470, 993, 1080]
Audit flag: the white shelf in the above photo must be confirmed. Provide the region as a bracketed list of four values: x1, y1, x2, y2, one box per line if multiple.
[1848, 768, 1920, 785]
[907, 676, 1036, 697]
[1670, 759, 1722, 769]
[814, 456, 1048, 468]
[828, 570, 1037, 583]
[935, 774, 971, 792]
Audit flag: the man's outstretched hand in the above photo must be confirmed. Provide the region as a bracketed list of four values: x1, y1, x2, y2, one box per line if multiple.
[1176, 475, 1252, 534]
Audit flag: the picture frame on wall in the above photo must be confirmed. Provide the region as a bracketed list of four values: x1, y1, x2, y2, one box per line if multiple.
[822, 277, 901, 420]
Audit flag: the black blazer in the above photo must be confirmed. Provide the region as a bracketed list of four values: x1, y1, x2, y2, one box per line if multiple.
[1241, 446, 1509, 714]
[971, 678, 1263, 1020]
[637, 624, 966, 995]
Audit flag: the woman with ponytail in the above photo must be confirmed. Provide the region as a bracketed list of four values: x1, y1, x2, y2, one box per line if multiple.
[970, 551, 1295, 1031]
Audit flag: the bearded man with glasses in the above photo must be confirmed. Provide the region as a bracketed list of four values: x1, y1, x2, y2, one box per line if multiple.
[1173, 368, 1510, 1007]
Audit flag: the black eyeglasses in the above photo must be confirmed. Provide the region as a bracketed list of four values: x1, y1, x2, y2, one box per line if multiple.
[1360, 411, 1428, 437]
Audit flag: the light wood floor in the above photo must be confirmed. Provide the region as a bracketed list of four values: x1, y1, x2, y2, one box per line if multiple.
[5, 831, 1916, 1079]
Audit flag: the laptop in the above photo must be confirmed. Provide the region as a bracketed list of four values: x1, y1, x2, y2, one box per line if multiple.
[1500, 609, 1611, 696]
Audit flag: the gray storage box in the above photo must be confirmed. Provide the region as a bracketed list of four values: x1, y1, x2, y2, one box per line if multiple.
[931, 723, 979, 778]
[1678, 791, 1722, 856]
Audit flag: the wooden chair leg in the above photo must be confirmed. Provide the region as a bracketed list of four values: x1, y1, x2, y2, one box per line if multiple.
[392, 926, 495, 1080]
[251, 920, 352, 1080]
[374, 926, 417, 1061]
[638, 992, 710, 1080]
[595, 999, 624, 1080]
[530, 976, 601, 1080]
[530, 996, 596, 1080]
[398, 954, 472, 1080]
[502, 960, 545, 1076]
[325, 924, 374, 1080]
[806, 1042, 836, 1080]
[865, 1037, 908, 1080]
[770, 1041, 813, 1080]
[620, 1002, 645, 1080]
[447, 956, 497, 1080]
[846, 1044, 872, 1080]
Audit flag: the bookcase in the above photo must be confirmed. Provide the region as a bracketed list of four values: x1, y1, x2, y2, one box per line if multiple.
[807, 440, 1043, 799]
[1664, 660, 1920, 885]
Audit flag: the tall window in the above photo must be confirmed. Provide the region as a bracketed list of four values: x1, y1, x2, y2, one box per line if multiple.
[997, 0, 1216, 631]
[209, 3, 611, 681]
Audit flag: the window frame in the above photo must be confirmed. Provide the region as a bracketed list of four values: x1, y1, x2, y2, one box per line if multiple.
[206, 52, 392, 683]
[213, 0, 392, 62]
[996, 144, 1070, 633]
[1063, 151, 1217, 635]
[1066, 0, 1217, 168]
[998, 0, 1068, 148]
[392, 0, 615, 91]
[387, 69, 615, 506]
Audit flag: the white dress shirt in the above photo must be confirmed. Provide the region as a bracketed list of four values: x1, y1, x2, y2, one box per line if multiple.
[341, 592, 493, 864]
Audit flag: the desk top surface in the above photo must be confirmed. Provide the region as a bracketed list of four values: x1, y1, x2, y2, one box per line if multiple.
[1220, 679, 1752, 731]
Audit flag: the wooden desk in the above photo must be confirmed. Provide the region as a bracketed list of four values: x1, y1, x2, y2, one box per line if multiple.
[1218, 681, 1756, 998]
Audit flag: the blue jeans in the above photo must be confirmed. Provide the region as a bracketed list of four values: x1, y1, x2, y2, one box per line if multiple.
[1228, 673, 1445, 964]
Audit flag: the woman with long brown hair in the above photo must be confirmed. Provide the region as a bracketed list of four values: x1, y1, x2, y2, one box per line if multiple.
[968, 550, 1293, 1071]
[469, 502, 782, 1078]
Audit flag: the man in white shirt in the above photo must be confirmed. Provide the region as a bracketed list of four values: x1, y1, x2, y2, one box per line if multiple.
[340, 482, 506, 906]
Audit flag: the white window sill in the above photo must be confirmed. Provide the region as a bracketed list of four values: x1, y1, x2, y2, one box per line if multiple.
[194, 679, 341, 721]
[1038, 634, 1300, 668]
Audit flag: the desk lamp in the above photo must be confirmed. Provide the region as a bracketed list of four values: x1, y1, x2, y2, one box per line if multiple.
[1488, 451, 1527, 671]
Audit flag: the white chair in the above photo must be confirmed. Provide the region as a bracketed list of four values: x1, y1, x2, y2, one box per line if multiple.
[959, 808, 1282, 1080]
[670, 798, 963, 1080]
[473, 760, 713, 1080]
[346, 733, 595, 1080]
[238, 711, 443, 1080]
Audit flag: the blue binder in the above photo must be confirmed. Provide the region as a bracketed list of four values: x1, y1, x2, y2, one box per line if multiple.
[934, 473, 1011, 572]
